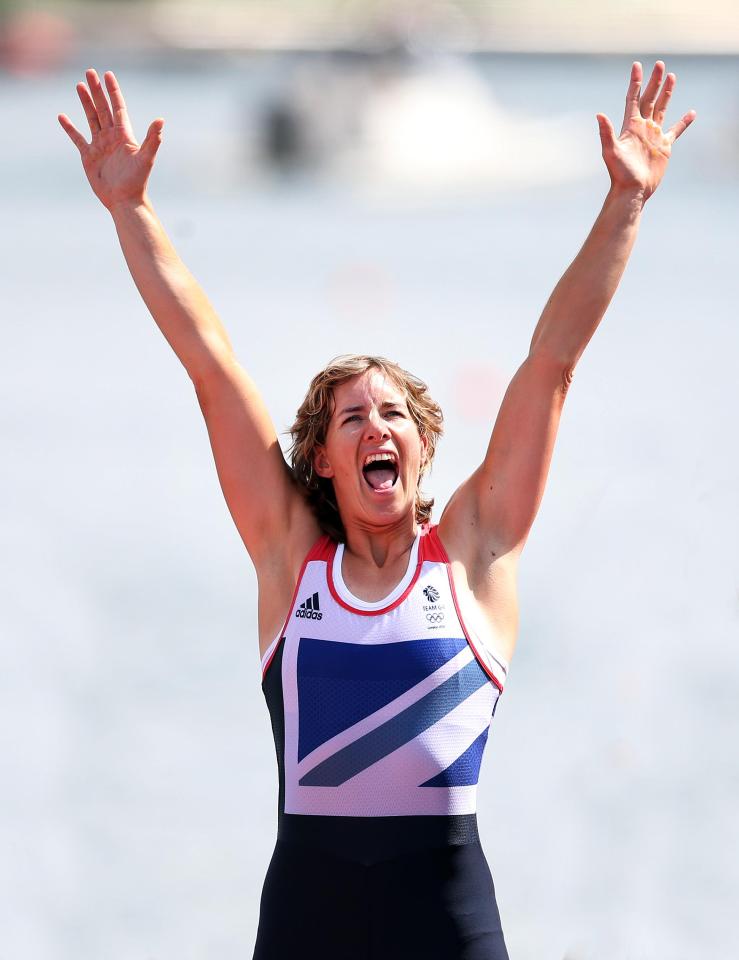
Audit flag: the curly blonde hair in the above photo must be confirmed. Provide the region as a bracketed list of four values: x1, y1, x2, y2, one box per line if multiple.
[286, 355, 444, 542]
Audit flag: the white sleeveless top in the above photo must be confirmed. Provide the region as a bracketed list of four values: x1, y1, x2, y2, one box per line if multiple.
[260, 523, 509, 818]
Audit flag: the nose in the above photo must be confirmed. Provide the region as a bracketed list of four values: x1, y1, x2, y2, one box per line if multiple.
[364, 408, 391, 441]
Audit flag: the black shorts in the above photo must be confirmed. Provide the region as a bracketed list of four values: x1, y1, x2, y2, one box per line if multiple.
[252, 813, 510, 960]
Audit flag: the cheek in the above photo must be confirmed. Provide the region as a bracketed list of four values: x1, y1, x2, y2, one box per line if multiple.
[332, 444, 358, 477]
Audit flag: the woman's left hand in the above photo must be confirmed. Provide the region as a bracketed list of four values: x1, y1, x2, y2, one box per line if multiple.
[597, 60, 696, 203]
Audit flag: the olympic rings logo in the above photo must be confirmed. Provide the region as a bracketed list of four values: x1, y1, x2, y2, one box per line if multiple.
[426, 612, 444, 623]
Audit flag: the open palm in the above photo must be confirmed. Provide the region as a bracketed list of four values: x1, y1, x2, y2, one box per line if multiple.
[58, 68, 163, 210]
[597, 60, 696, 201]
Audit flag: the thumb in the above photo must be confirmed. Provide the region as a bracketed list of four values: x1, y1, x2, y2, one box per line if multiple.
[596, 113, 616, 152]
[140, 118, 164, 161]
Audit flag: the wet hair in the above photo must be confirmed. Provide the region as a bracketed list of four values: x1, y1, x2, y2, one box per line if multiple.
[287, 354, 444, 542]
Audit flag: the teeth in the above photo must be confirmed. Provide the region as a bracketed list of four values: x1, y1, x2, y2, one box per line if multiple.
[363, 453, 397, 466]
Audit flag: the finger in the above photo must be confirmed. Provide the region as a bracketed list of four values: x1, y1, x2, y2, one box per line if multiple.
[57, 113, 89, 154]
[665, 109, 697, 144]
[104, 70, 135, 138]
[639, 60, 665, 119]
[653, 72, 676, 128]
[623, 61, 643, 128]
[596, 113, 617, 152]
[85, 67, 114, 129]
[76, 82, 101, 136]
[139, 118, 165, 163]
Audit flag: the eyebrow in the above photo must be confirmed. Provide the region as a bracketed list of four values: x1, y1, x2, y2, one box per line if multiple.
[338, 401, 404, 416]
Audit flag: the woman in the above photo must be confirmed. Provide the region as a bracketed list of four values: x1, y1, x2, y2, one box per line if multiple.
[59, 61, 694, 958]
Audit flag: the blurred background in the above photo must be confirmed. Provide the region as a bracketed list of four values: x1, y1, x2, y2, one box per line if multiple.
[1, 1, 738, 958]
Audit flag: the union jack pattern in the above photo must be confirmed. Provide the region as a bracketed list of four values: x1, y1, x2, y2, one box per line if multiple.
[261, 524, 508, 817]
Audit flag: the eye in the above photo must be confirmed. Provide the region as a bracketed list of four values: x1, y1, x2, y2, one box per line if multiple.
[342, 414, 361, 424]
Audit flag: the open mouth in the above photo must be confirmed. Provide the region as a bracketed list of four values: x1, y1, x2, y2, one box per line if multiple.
[362, 456, 399, 492]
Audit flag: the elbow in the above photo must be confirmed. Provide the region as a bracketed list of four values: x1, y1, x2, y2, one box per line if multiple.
[526, 349, 576, 397]
[191, 351, 239, 398]
[561, 364, 575, 396]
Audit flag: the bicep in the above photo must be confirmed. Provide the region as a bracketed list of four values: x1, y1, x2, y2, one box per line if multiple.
[442, 352, 572, 559]
[194, 359, 314, 567]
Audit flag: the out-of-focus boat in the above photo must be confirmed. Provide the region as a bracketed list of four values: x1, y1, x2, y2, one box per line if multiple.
[256, 55, 597, 195]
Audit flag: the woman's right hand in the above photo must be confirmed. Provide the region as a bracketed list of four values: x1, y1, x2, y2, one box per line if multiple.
[58, 68, 164, 211]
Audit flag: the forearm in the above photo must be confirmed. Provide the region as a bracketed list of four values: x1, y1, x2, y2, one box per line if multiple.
[109, 195, 235, 384]
[528, 186, 646, 368]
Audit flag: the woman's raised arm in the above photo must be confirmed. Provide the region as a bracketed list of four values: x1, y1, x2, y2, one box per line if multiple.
[59, 69, 317, 569]
[58, 68, 235, 383]
[439, 60, 696, 567]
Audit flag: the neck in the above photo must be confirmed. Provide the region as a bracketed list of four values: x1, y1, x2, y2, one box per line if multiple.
[341, 515, 420, 569]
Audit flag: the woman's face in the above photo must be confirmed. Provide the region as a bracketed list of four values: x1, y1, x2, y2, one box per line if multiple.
[314, 368, 428, 530]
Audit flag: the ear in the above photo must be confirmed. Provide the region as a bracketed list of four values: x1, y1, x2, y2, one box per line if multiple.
[419, 433, 429, 469]
[313, 445, 334, 479]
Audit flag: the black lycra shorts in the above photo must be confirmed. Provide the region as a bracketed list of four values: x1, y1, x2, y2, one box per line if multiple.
[252, 813, 510, 960]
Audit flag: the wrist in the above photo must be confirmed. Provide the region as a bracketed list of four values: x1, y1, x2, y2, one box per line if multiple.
[108, 194, 153, 218]
[606, 184, 647, 213]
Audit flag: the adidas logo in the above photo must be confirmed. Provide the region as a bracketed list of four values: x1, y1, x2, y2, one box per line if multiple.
[295, 592, 323, 620]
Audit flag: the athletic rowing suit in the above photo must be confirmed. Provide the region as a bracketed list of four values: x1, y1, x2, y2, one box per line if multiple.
[254, 523, 510, 959]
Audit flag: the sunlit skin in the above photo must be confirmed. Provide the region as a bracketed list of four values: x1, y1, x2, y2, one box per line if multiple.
[313, 370, 428, 572]
[596, 60, 696, 202]
[57, 67, 165, 211]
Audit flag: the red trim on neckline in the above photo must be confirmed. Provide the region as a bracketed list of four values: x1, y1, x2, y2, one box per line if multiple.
[326, 531, 426, 617]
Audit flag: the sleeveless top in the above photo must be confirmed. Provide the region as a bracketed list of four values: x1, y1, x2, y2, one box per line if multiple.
[260, 523, 509, 824]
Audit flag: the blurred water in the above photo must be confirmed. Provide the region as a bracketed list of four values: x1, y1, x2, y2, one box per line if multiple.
[1, 53, 738, 960]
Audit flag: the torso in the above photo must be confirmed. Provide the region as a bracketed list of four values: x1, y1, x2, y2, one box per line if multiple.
[254, 519, 512, 956]
[256, 517, 519, 670]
